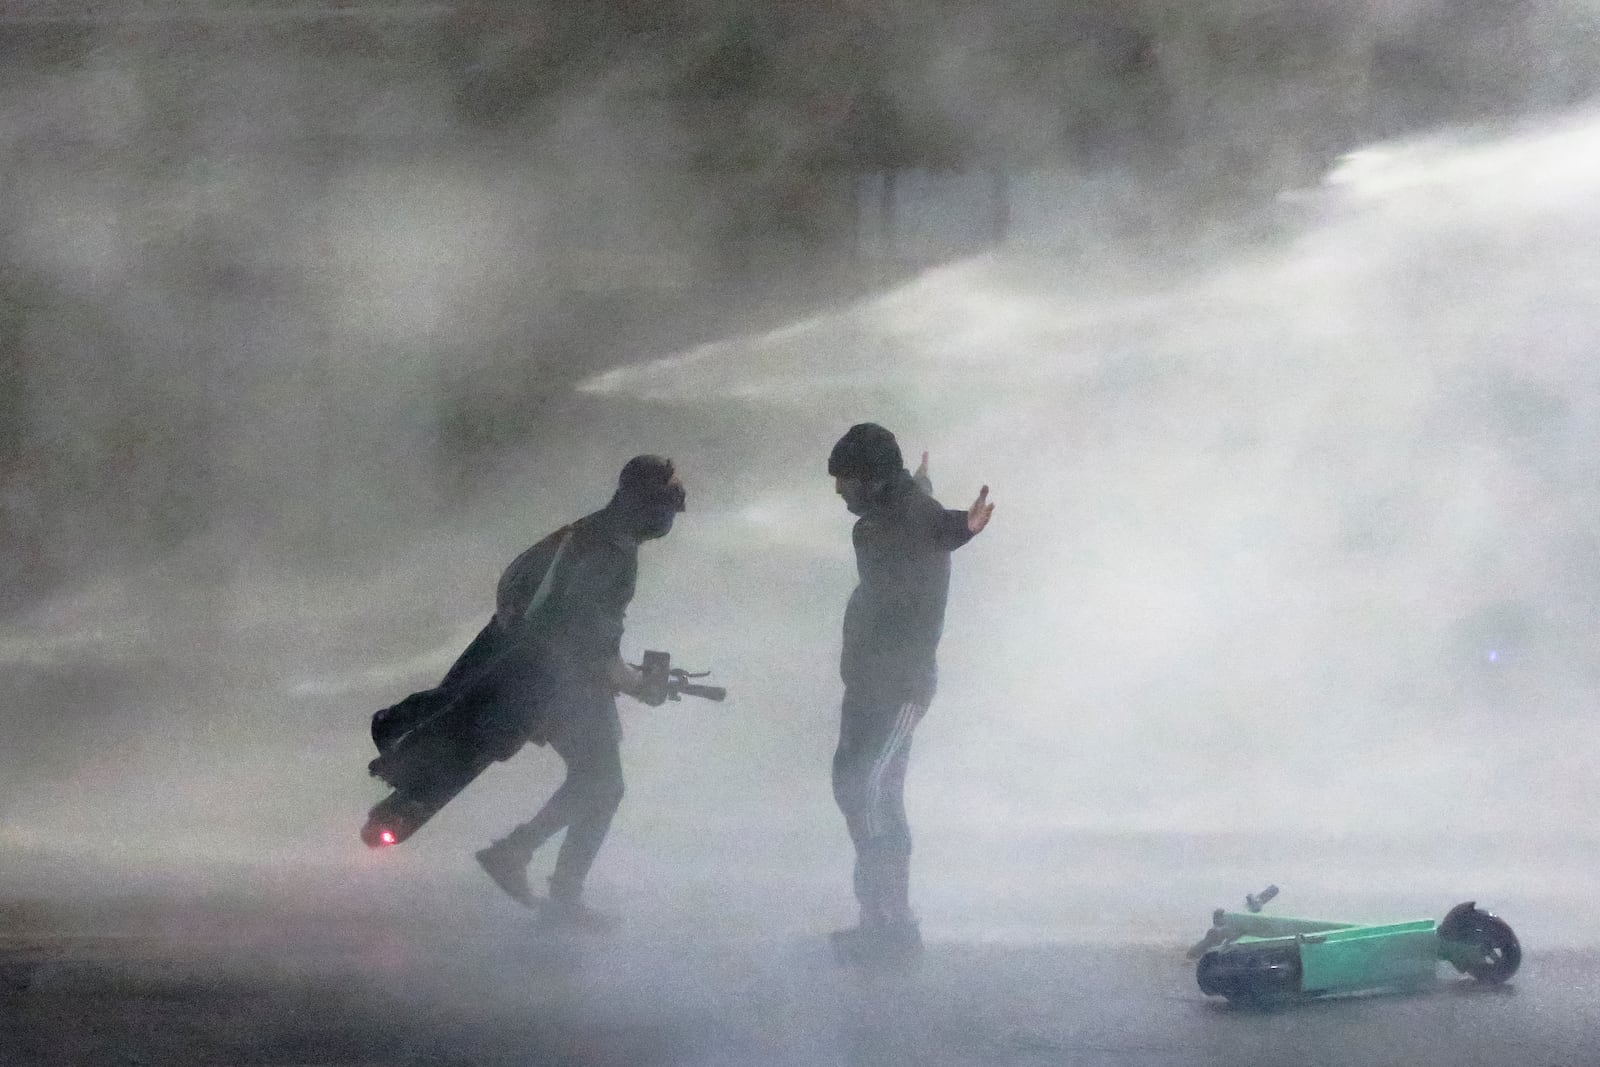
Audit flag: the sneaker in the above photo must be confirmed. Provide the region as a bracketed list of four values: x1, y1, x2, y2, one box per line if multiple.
[475, 845, 536, 908]
[534, 896, 620, 935]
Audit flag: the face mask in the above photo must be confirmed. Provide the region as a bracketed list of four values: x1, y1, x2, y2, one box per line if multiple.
[626, 482, 685, 541]
[838, 478, 874, 515]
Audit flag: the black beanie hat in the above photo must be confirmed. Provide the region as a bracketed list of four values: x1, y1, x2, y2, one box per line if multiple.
[610, 454, 685, 540]
[828, 423, 903, 481]
[618, 454, 676, 496]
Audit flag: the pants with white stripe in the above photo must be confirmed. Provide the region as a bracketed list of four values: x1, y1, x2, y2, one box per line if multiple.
[832, 689, 927, 926]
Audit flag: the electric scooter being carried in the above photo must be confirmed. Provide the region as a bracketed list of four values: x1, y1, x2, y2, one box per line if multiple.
[361, 650, 725, 849]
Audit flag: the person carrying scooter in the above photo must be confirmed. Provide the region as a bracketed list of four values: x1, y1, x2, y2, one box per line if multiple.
[468, 454, 686, 931]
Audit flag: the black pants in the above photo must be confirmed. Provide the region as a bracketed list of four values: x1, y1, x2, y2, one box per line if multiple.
[494, 686, 624, 901]
[832, 688, 927, 926]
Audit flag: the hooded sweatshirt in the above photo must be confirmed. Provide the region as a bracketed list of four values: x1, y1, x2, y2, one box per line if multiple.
[841, 469, 975, 705]
[496, 507, 638, 687]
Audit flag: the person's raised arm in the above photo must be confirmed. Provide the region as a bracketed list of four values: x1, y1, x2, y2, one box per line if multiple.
[919, 450, 994, 550]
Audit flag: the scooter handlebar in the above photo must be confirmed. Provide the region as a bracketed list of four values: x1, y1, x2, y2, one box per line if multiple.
[631, 650, 728, 704]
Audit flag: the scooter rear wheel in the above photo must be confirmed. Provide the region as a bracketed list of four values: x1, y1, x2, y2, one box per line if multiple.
[1196, 944, 1302, 1001]
[1439, 903, 1521, 984]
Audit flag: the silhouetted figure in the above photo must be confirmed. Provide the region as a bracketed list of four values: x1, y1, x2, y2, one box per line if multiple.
[826, 424, 993, 965]
[466, 455, 685, 930]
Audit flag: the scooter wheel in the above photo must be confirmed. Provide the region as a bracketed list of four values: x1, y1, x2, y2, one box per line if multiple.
[1196, 944, 1302, 1001]
[1439, 903, 1522, 984]
[361, 794, 427, 849]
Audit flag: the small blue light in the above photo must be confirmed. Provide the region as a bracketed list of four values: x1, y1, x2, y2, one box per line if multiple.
[1486, 649, 1500, 663]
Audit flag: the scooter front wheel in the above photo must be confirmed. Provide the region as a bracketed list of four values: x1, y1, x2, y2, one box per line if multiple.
[1439, 903, 1521, 984]
[361, 793, 430, 848]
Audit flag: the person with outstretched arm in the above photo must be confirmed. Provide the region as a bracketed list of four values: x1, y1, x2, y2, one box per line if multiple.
[825, 423, 994, 965]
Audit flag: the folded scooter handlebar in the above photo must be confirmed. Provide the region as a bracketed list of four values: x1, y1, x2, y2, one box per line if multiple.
[635, 650, 728, 703]
[674, 681, 726, 702]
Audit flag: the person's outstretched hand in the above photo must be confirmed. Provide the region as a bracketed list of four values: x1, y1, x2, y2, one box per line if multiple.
[967, 485, 994, 535]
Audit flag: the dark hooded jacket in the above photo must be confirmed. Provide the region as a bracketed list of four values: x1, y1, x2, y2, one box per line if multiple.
[495, 506, 638, 688]
[368, 456, 681, 812]
[841, 469, 975, 705]
[370, 505, 642, 764]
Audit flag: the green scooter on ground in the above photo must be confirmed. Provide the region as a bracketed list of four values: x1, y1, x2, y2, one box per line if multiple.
[1188, 886, 1521, 1002]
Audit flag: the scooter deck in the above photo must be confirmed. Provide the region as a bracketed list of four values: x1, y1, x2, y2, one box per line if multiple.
[362, 732, 497, 847]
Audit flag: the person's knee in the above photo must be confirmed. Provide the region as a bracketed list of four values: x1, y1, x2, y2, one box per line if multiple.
[601, 774, 625, 812]
[859, 831, 912, 863]
[575, 768, 624, 814]
[880, 831, 914, 858]
[833, 757, 870, 807]
[834, 780, 872, 823]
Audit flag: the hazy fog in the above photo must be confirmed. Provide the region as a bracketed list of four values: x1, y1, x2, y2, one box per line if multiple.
[2, 3, 1599, 949]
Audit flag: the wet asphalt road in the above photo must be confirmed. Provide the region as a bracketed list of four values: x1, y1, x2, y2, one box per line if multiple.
[3, 904, 1597, 1067]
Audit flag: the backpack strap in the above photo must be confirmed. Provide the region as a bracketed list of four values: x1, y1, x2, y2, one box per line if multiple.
[521, 529, 574, 624]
